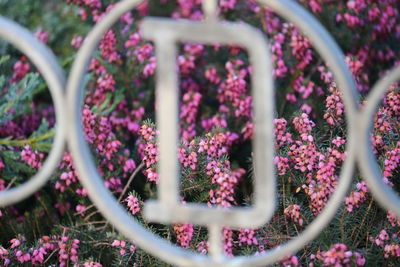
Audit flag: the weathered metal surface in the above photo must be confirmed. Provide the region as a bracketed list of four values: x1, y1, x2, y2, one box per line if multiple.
[358, 66, 400, 217]
[0, 0, 398, 266]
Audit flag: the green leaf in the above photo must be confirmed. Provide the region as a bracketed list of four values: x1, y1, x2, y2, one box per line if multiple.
[0, 55, 10, 66]
[0, 73, 42, 125]
[29, 119, 50, 139]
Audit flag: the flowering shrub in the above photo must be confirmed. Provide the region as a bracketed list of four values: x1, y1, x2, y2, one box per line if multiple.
[0, 0, 399, 266]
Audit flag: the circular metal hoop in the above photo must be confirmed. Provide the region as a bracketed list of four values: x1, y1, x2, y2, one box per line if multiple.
[66, 0, 359, 266]
[358, 66, 400, 217]
[0, 17, 66, 207]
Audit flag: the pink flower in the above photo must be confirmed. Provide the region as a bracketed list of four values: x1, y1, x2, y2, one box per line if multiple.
[99, 30, 121, 64]
[284, 204, 303, 226]
[75, 205, 86, 216]
[238, 229, 258, 246]
[71, 36, 84, 49]
[10, 239, 21, 249]
[125, 195, 140, 215]
[173, 224, 194, 248]
[21, 145, 44, 169]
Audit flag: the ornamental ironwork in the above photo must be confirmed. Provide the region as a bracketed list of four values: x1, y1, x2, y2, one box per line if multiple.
[0, 0, 399, 266]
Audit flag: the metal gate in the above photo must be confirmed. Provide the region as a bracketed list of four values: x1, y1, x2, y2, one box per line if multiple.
[0, 0, 399, 266]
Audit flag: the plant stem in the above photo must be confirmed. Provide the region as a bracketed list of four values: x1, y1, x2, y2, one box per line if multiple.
[0, 131, 55, 147]
[118, 161, 145, 202]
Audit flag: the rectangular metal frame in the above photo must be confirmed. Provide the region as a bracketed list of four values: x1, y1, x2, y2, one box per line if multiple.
[142, 18, 275, 228]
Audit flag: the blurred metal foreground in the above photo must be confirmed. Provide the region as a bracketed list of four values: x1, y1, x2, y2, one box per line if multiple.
[0, 17, 66, 207]
[0, 0, 399, 266]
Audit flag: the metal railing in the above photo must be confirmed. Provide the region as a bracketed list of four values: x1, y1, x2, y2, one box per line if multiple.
[0, 0, 399, 266]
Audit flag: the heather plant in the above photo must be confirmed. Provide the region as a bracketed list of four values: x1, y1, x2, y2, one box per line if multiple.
[0, 0, 399, 266]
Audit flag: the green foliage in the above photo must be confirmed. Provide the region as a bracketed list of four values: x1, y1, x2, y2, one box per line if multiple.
[0, 73, 41, 125]
[0, 0, 399, 266]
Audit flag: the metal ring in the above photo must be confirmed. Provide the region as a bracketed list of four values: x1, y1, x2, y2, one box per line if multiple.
[66, 0, 359, 266]
[357, 66, 400, 217]
[0, 17, 66, 207]
[241, 0, 359, 265]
